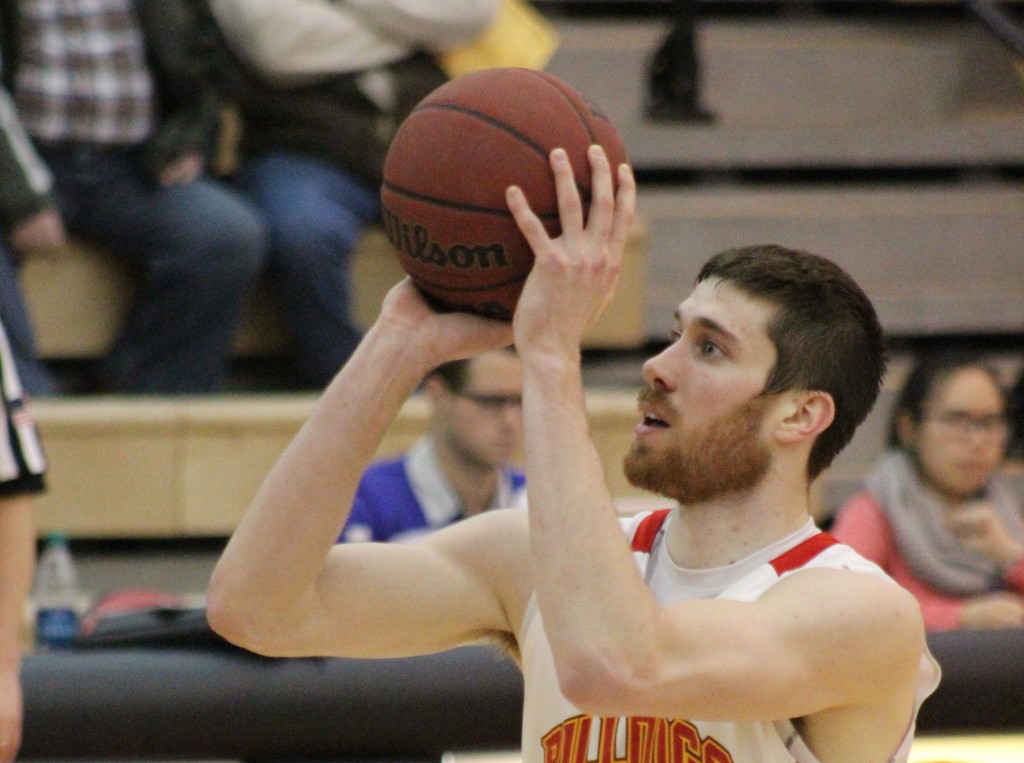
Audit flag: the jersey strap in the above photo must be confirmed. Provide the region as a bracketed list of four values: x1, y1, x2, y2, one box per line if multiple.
[770, 532, 839, 575]
[631, 509, 672, 552]
[630, 511, 839, 576]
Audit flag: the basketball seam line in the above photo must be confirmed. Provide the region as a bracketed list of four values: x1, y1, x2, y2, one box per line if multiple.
[380, 181, 559, 220]
[408, 99, 592, 202]
[413, 271, 529, 293]
[412, 102, 551, 159]
[526, 70, 598, 146]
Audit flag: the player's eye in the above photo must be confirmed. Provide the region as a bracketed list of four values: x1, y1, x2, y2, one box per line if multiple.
[698, 338, 723, 357]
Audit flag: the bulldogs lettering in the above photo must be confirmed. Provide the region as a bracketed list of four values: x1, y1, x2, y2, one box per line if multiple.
[383, 206, 510, 270]
[541, 716, 733, 763]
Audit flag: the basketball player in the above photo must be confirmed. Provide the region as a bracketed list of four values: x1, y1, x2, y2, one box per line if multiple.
[0, 318, 46, 763]
[208, 145, 939, 763]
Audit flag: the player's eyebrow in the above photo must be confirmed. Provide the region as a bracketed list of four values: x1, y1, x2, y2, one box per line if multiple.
[673, 309, 741, 347]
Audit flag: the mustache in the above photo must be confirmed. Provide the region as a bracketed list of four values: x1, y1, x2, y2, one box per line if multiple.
[636, 384, 676, 421]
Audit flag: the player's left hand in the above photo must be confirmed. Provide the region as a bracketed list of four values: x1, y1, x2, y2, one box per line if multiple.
[506, 144, 635, 359]
[376, 277, 514, 369]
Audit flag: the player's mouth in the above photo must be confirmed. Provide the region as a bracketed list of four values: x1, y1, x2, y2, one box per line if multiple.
[635, 403, 671, 436]
[636, 385, 674, 435]
[642, 412, 669, 428]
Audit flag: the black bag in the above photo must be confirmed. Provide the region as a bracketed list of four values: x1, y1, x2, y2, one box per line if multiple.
[71, 606, 229, 649]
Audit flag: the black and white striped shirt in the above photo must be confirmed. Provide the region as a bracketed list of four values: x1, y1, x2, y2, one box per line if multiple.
[0, 319, 45, 496]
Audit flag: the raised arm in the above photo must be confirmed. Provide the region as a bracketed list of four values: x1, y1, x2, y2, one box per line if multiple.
[206, 280, 527, 658]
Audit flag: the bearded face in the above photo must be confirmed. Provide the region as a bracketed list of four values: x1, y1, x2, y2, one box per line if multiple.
[623, 386, 773, 505]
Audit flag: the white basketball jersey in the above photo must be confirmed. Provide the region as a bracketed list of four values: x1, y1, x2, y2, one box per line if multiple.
[519, 510, 941, 763]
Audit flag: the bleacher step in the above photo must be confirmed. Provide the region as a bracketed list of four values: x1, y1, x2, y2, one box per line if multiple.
[637, 182, 1024, 337]
[546, 17, 1024, 168]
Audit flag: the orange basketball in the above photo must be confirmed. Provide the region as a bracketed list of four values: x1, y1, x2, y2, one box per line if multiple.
[380, 67, 628, 320]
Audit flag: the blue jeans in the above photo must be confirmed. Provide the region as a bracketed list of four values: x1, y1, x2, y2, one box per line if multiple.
[0, 248, 54, 396]
[41, 143, 268, 394]
[236, 152, 379, 388]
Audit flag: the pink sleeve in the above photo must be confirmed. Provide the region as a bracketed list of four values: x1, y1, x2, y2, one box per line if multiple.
[830, 492, 895, 567]
[832, 492, 965, 631]
[912, 587, 965, 631]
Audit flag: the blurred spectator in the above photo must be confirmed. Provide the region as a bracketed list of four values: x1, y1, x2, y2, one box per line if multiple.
[645, 0, 713, 122]
[0, 0, 268, 394]
[0, 316, 46, 763]
[340, 348, 524, 543]
[209, 0, 499, 389]
[1008, 363, 1024, 461]
[832, 352, 1024, 631]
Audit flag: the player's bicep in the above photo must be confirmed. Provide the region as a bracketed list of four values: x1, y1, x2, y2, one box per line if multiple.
[675, 569, 924, 720]
[604, 569, 924, 723]
[309, 509, 531, 658]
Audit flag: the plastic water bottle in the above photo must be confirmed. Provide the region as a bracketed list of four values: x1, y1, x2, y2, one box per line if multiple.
[33, 532, 81, 650]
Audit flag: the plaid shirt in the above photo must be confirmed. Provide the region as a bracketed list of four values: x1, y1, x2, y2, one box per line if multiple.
[13, 0, 155, 144]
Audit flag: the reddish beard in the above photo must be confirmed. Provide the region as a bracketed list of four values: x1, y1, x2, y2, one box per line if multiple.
[623, 388, 773, 504]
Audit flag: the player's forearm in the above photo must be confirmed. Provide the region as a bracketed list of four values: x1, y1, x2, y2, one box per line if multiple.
[0, 499, 35, 668]
[208, 319, 432, 649]
[522, 358, 659, 700]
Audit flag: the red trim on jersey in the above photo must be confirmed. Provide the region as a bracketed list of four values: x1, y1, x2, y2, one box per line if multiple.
[770, 532, 839, 575]
[631, 509, 672, 552]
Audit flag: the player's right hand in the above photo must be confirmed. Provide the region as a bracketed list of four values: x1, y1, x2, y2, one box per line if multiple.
[507, 144, 635, 362]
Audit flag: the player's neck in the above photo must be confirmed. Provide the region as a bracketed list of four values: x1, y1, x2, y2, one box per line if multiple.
[665, 479, 813, 569]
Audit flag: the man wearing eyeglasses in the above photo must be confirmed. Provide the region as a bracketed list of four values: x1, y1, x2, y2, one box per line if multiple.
[339, 348, 524, 543]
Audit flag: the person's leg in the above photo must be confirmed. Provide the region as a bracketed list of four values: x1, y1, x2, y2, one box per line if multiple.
[0, 248, 54, 396]
[47, 146, 268, 394]
[238, 152, 378, 388]
[645, 0, 714, 123]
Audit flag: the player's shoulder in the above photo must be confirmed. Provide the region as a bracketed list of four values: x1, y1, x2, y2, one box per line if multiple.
[768, 553, 926, 663]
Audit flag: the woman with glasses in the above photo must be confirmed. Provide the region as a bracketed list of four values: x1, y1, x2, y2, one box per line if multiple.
[832, 351, 1024, 630]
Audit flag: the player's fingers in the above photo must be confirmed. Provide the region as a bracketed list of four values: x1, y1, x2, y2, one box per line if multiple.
[550, 148, 584, 237]
[608, 161, 637, 255]
[585, 144, 616, 242]
[506, 184, 553, 257]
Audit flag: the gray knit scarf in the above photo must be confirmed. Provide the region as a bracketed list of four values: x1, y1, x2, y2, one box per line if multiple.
[865, 449, 1024, 596]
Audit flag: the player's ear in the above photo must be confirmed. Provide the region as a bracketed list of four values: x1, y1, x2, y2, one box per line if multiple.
[774, 390, 835, 444]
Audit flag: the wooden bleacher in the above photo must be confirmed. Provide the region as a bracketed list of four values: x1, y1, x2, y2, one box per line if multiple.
[31, 389, 653, 538]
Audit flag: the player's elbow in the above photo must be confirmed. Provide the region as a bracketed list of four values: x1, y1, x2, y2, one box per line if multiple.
[206, 571, 290, 657]
[554, 647, 654, 716]
[206, 573, 254, 650]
